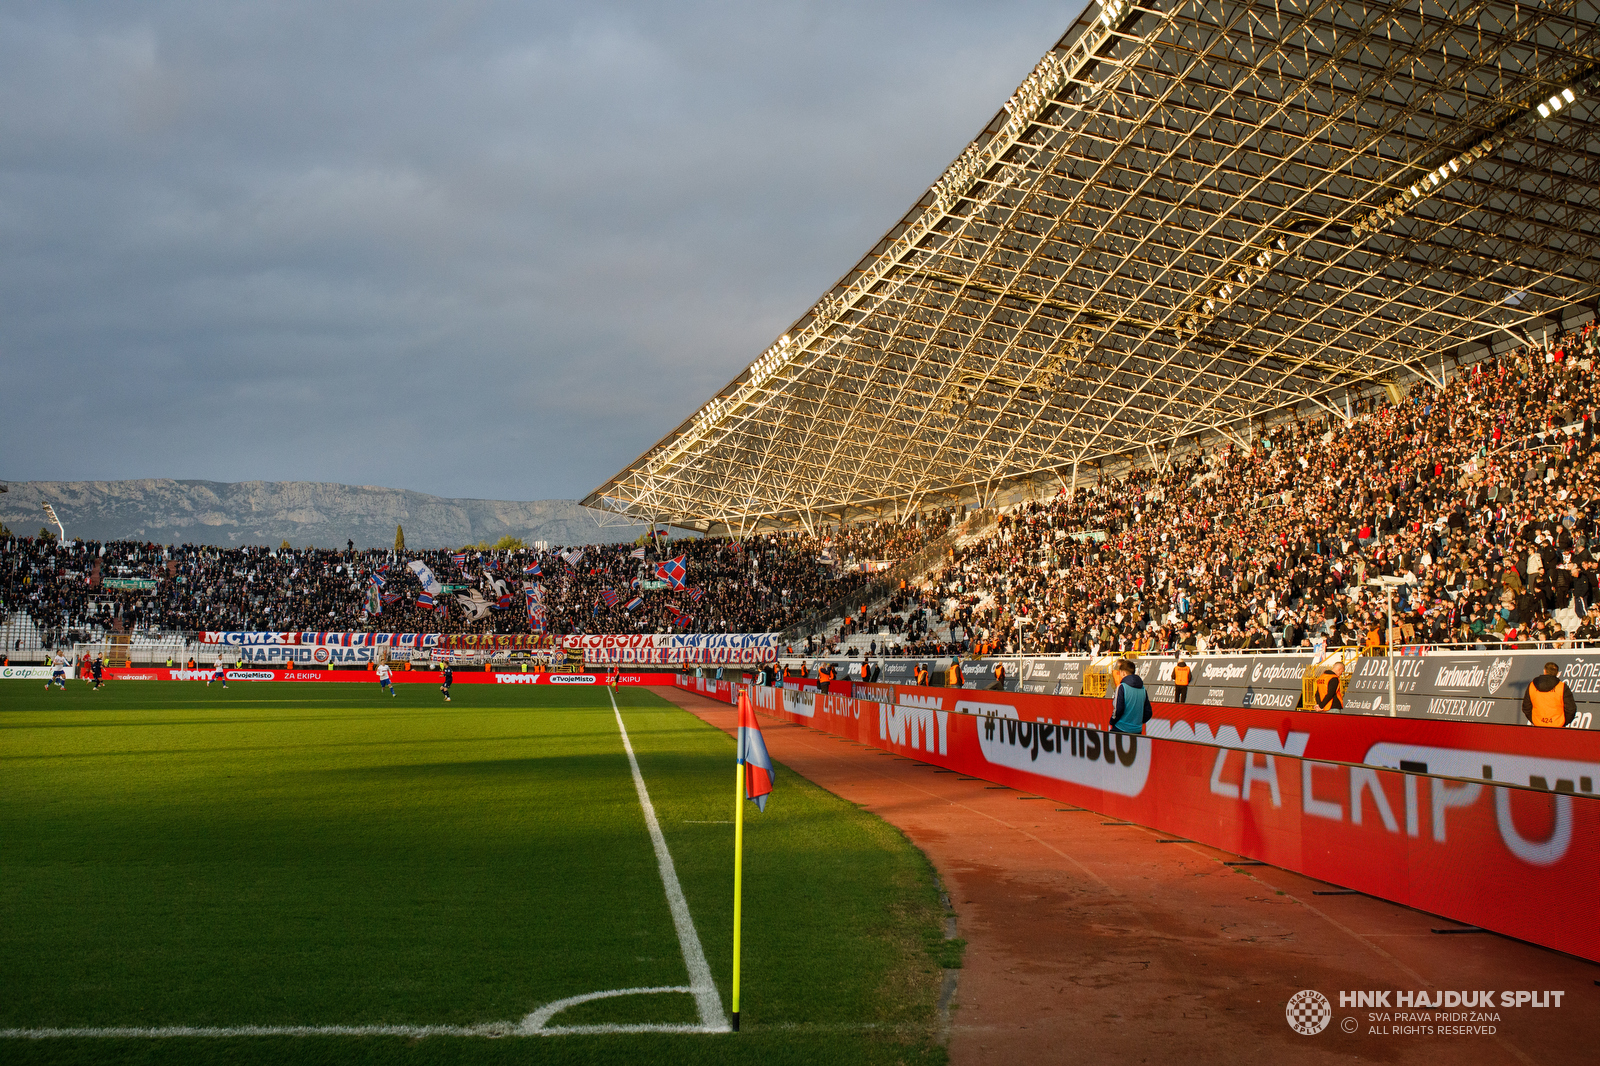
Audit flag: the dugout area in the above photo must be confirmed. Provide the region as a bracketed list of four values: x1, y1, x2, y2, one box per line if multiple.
[0, 683, 951, 1066]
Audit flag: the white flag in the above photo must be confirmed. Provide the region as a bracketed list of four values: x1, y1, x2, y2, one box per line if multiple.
[407, 560, 443, 596]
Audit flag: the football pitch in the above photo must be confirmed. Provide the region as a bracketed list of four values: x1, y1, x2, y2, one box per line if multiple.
[0, 681, 951, 1065]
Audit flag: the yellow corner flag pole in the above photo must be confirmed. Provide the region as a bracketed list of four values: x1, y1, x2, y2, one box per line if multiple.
[732, 758, 745, 1032]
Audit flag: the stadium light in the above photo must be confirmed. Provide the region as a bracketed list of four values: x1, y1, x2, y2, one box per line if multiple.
[1365, 576, 1411, 718]
[42, 502, 65, 542]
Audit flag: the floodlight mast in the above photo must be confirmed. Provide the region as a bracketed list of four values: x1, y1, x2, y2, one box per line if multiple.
[41, 503, 65, 543]
[1366, 575, 1413, 717]
[583, 3, 1600, 535]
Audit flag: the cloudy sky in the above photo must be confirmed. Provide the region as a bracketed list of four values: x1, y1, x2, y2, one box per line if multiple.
[2, 0, 1087, 502]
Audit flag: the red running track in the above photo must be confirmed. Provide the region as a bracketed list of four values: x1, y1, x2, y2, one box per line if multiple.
[655, 687, 1595, 1066]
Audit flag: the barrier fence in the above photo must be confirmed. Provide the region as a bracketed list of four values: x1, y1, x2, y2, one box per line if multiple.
[682, 676, 1600, 963]
[786, 648, 1600, 731]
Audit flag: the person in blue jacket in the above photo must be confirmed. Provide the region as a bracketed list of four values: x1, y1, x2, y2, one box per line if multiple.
[1110, 658, 1151, 734]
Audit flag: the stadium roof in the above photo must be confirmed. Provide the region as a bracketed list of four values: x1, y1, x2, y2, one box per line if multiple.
[587, 0, 1600, 535]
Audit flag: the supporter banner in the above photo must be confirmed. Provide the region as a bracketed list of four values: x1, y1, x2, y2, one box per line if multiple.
[735, 681, 1600, 963]
[101, 578, 156, 591]
[441, 634, 554, 650]
[562, 633, 781, 664]
[236, 645, 388, 666]
[200, 632, 443, 647]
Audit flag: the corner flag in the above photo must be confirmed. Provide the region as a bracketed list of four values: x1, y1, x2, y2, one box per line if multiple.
[736, 690, 774, 811]
[731, 687, 773, 1034]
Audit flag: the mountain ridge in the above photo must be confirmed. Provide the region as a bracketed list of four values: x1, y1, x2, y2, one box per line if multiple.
[0, 479, 646, 549]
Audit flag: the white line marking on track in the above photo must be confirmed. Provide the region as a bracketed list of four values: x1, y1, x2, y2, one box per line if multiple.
[598, 688, 729, 1033]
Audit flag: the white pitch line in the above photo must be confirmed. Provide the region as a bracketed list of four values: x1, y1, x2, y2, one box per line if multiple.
[1, 692, 731, 1041]
[519, 985, 692, 1031]
[604, 688, 729, 1033]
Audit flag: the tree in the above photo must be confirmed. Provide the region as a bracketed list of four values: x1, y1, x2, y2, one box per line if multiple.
[280, 540, 291, 551]
[38, 527, 56, 542]
[395, 525, 406, 552]
[492, 535, 525, 551]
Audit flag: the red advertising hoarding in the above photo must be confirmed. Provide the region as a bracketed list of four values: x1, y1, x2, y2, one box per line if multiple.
[709, 679, 1600, 962]
[105, 668, 679, 686]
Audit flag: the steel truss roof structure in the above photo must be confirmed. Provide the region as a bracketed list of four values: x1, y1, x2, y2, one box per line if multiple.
[587, 0, 1600, 534]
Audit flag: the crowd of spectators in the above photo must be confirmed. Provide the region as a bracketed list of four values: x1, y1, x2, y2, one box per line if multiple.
[0, 514, 945, 647]
[9, 323, 1599, 659]
[908, 323, 1600, 655]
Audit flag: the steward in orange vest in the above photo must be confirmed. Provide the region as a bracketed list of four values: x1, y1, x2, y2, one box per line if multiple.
[1313, 664, 1344, 711]
[1172, 659, 1191, 704]
[1522, 664, 1576, 727]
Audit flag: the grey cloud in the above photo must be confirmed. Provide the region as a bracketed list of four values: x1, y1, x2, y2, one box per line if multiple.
[1, 0, 1085, 503]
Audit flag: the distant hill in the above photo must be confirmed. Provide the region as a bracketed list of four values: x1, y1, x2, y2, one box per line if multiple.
[0, 480, 649, 550]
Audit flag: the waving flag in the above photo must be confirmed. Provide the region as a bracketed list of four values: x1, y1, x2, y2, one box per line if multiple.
[367, 572, 385, 589]
[561, 549, 586, 568]
[688, 587, 705, 603]
[485, 557, 499, 572]
[600, 589, 621, 609]
[629, 547, 646, 560]
[736, 689, 773, 809]
[381, 592, 401, 605]
[417, 591, 435, 608]
[623, 595, 643, 611]
[452, 552, 468, 568]
[375, 562, 390, 575]
[523, 562, 542, 577]
[407, 560, 443, 596]
[656, 555, 688, 589]
[434, 596, 449, 620]
[494, 594, 513, 610]
[673, 611, 694, 627]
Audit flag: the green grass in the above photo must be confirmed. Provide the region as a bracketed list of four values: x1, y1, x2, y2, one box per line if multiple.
[0, 681, 949, 1065]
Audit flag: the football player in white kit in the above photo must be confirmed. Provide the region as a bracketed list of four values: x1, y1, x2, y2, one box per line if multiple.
[48, 653, 68, 690]
[376, 661, 395, 696]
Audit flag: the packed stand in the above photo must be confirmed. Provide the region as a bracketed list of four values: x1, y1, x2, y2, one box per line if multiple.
[0, 517, 948, 648]
[918, 323, 1600, 655]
